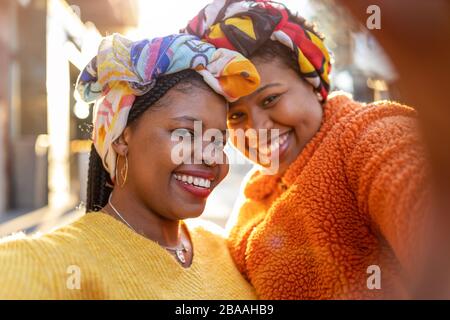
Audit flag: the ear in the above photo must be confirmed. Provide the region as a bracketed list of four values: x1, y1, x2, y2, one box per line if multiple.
[111, 127, 131, 156]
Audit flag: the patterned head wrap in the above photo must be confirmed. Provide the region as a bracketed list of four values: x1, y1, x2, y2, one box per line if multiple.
[75, 33, 260, 181]
[183, 0, 332, 101]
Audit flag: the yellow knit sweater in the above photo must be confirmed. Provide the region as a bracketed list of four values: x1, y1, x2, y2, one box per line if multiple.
[0, 212, 256, 299]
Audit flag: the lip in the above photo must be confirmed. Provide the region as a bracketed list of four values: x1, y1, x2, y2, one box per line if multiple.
[277, 130, 292, 161]
[173, 178, 212, 198]
[174, 169, 216, 181]
[257, 130, 292, 161]
[172, 169, 216, 199]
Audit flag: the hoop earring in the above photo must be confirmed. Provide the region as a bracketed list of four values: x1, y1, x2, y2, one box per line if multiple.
[120, 153, 128, 187]
[115, 153, 128, 188]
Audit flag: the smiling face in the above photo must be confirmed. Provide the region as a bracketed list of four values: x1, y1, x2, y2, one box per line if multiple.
[114, 81, 229, 220]
[227, 56, 324, 174]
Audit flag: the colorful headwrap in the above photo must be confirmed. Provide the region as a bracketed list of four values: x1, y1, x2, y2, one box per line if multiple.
[183, 0, 332, 101]
[75, 33, 260, 182]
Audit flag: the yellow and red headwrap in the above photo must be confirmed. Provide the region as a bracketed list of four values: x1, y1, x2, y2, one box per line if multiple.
[183, 0, 332, 101]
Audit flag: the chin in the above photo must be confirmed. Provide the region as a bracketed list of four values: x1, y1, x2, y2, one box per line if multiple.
[174, 203, 205, 220]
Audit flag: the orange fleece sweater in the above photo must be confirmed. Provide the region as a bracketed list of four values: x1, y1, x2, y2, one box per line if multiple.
[228, 94, 430, 299]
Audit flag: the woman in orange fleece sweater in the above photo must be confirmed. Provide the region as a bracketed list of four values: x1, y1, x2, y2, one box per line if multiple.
[184, 0, 431, 299]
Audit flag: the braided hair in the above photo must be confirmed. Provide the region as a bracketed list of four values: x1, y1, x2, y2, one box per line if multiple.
[85, 69, 204, 212]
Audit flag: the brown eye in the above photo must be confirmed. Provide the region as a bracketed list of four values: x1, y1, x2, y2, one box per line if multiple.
[228, 111, 246, 122]
[173, 128, 194, 137]
[262, 94, 280, 107]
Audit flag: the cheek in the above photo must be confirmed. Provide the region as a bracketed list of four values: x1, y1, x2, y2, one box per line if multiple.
[287, 101, 323, 148]
[273, 99, 305, 127]
[217, 162, 230, 184]
[128, 135, 176, 189]
[128, 149, 156, 187]
[275, 95, 322, 130]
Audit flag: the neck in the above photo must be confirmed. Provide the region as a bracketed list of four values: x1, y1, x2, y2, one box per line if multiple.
[105, 189, 182, 247]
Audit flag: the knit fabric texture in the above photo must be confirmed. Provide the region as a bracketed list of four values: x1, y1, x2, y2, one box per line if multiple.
[0, 212, 256, 299]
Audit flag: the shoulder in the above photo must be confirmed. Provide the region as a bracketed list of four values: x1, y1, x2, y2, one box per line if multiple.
[0, 212, 123, 299]
[0, 212, 105, 279]
[0, 232, 56, 298]
[332, 95, 418, 133]
[324, 94, 420, 150]
[335, 98, 425, 190]
[326, 92, 417, 123]
[342, 100, 419, 148]
[0, 212, 102, 251]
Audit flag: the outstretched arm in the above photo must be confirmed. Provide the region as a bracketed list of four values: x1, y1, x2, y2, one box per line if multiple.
[344, 102, 431, 273]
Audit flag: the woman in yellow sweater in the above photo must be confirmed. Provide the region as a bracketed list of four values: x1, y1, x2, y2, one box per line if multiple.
[184, 0, 431, 299]
[0, 33, 260, 299]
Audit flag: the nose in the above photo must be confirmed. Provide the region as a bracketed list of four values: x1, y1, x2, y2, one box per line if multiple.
[202, 148, 218, 167]
[192, 139, 221, 167]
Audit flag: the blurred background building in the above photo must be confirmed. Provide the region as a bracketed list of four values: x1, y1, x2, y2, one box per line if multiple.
[0, 0, 397, 236]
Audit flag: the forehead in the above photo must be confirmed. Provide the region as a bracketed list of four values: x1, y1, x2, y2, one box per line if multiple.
[229, 57, 294, 107]
[141, 85, 228, 129]
[251, 55, 298, 84]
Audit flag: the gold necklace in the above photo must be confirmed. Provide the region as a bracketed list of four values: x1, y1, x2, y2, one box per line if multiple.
[107, 194, 189, 264]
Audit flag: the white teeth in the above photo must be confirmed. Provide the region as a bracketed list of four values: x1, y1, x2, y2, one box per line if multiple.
[270, 139, 280, 152]
[261, 132, 289, 155]
[279, 133, 288, 144]
[173, 174, 212, 189]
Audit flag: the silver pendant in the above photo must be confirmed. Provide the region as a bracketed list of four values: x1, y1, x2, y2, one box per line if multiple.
[176, 249, 186, 264]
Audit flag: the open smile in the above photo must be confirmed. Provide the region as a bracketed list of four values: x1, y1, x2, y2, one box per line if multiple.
[257, 130, 292, 161]
[172, 170, 216, 198]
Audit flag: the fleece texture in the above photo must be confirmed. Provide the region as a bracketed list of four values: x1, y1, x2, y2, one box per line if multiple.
[228, 94, 430, 299]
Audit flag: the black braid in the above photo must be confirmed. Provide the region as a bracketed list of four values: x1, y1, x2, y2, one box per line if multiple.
[86, 143, 113, 212]
[85, 69, 202, 212]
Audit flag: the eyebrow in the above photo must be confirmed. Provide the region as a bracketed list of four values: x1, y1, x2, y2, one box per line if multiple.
[171, 116, 227, 134]
[253, 83, 284, 96]
[230, 82, 283, 108]
[170, 116, 201, 122]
